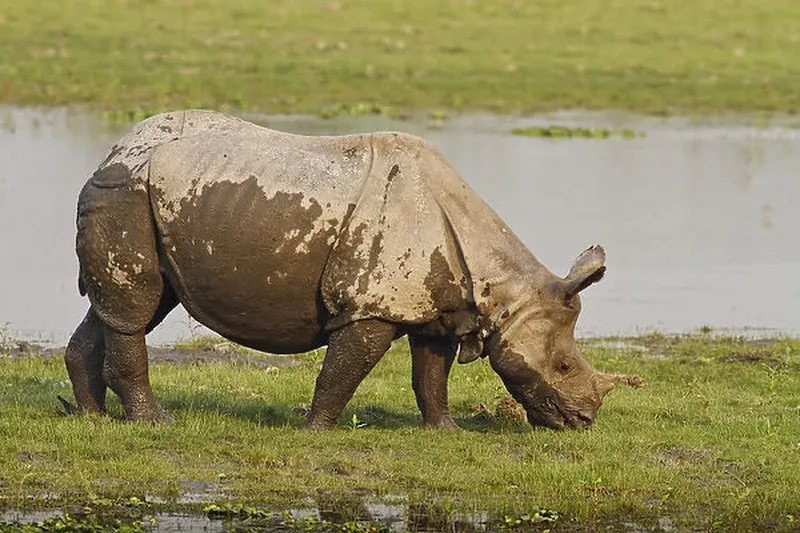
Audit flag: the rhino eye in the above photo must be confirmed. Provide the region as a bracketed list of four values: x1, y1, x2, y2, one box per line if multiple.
[557, 361, 571, 374]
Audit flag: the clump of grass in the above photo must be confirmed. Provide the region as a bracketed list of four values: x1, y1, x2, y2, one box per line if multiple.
[493, 395, 526, 425]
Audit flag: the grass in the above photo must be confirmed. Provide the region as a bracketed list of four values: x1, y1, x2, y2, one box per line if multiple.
[1, 334, 799, 531]
[2, 1, 800, 116]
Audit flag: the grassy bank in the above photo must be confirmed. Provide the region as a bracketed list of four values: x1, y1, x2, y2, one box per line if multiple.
[1, 1, 800, 116]
[1, 334, 799, 531]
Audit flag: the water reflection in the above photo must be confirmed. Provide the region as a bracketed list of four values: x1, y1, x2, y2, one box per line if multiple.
[0, 106, 798, 345]
[0, 496, 492, 532]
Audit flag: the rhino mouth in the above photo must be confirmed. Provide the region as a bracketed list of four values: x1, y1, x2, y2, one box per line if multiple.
[523, 390, 594, 430]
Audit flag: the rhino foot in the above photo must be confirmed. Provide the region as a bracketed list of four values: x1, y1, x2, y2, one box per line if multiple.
[126, 410, 174, 424]
[423, 415, 461, 430]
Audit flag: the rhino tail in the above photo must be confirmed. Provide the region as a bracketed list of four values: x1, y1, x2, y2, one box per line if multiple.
[78, 266, 87, 296]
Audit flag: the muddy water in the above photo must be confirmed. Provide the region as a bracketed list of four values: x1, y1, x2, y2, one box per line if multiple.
[0, 106, 798, 346]
[1, 499, 481, 532]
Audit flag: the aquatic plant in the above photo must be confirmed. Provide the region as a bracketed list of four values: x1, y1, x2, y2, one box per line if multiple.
[316, 102, 404, 119]
[511, 125, 642, 139]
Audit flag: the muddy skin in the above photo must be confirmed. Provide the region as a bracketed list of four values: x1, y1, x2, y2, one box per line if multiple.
[307, 319, 397, 429]
[490, 346, 590, 430]
[63, 310, 106, 413]
[65, 109, 630, 428]
[408, 333, 459, 429]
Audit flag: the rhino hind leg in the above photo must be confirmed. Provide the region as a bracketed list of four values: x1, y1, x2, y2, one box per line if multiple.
[73, 171, 179, 421]
[100, 276, 180, 422]
[102, 325, 171, 422]
[408, 333, 459, 429]
[307, 319, 397, 429]
[64, 309, 107, 413]
[64, 284, 179, 417]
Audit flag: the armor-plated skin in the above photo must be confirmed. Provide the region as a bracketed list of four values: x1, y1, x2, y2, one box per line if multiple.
[65, 110, 618, 429]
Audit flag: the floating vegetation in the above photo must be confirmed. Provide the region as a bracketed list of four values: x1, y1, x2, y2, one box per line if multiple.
[511, 125, 643, 139]
[202, 504, 390, 532]
[0, 497, 153, 532]
[202, 503, 272, 521]
[317, 102, 407, 119]
[280, 512, 391, 533]
[97, 107, 164, 124]
[0, 515, 148, 532]
[497, 508, 560, 529]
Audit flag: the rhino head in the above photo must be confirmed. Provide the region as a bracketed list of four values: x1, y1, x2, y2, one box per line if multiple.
[463, 246, 615, 429]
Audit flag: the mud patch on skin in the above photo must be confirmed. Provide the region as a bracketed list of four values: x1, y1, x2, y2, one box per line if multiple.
[77, 176, 164, 333]
[379, 165, 400, 222]
[320, 211, 369, 323]
[489, 346, 556, 427]
[480, 281, 492, 298]
[424, 247, 465, 312]
[358, 232, 384, 294]
[91, 162, 132, 189]
[153, 176, 339, 353]
[98, 144, 126, 170]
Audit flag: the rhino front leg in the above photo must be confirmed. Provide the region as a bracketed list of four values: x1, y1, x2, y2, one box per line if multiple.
[64, 309, 107, 413]
[307, 319, 397, 429]
[408, 333, 459, 429]
[102, 326, 170, 422]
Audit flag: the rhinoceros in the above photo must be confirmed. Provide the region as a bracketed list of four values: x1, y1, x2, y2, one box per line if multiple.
[64, 109, 624, 429]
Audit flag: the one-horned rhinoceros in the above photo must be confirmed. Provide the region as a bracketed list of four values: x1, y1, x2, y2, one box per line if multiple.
[64, 109, 626, 429]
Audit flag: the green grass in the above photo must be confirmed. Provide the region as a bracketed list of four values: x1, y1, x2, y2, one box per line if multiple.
[1, 334, 799, 531]
[2, 1, 800, 116]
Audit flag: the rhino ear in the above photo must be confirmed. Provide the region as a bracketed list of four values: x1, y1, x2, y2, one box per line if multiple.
[563, 245, 606, 300]
[457, 334, 484, 364]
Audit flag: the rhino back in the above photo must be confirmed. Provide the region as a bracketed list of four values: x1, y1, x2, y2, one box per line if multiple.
[147, 128, 373, 352]
[94, 110, 251, 185]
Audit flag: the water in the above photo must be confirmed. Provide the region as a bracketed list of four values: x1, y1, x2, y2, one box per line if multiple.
[0, 498, 485, 532]
[1, 106, 798, 346]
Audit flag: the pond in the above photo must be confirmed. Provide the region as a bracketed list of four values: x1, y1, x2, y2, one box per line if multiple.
[0, 106, 798, 346]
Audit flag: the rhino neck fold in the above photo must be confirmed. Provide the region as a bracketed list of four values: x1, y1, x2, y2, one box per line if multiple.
[430, 172, 551, 336]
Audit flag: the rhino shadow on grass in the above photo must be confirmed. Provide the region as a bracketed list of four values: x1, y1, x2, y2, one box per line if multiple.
[62, 109, 643, 431]
[155, 392, 422, 430]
